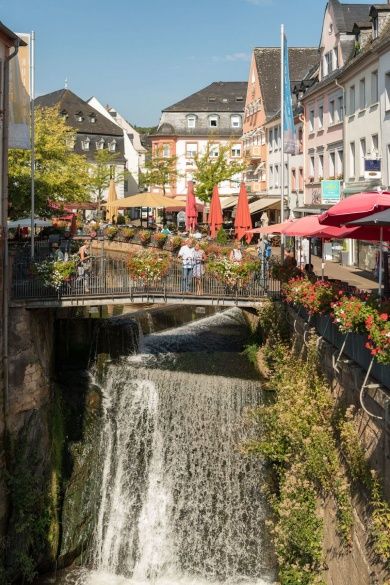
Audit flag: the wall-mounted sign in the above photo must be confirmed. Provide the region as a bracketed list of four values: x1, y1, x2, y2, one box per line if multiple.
[364, 159, 381, 180]
[321, 180, 341, 205]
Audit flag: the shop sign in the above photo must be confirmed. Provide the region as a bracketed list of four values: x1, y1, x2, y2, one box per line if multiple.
[364, 159, 381, 180]
[321, 180, 341, 205]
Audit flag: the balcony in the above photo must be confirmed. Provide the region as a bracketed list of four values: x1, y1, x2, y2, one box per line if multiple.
[244, 145, 262, 159]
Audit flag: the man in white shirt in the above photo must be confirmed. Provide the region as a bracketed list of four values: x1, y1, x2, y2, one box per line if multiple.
[178, 239, 195, 292]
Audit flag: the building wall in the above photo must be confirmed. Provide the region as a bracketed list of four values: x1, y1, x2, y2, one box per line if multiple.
[379, 47, 390, 188]
[343, 56, 381, 189]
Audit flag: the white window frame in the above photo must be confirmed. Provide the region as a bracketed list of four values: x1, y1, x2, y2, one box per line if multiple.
[329, 100, 335, 124]
[337, 96, 344, 122]
[186, 142, 198, 158]
[371, 70, 379, 104]
[209, 144, 219, 158]
[108, 139, 117, 152]
[329, 151, 336, 177]
[318, 105, 324, 129]
[349, 141, 356, 178]
[187, 115, 196, 129]
[309, 155, 315, 178]
[81, 137, 90, 151]
[385, 72, 390, 112]
[349, 85, 355, 115]
[230, 115, 241, 129]
[231, 144, 241, 158]
[309, 109, 315, 132]
[359, 78, 366, 110]
[371, 134, 379, 157]
[318, 154, 324, 178]
[359, 138, 366, 177]
[162, 143, 171, 158]
[96, 138, 105, 150]
[208, 115, 219, 128]
[336, 149, 344, 177]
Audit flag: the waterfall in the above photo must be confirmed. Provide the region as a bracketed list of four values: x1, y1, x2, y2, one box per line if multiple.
[70, 309, 275, 585]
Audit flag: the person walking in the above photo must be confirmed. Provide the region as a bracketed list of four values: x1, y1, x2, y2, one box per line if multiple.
[178, 239, 195, 293]
[193, 243, 206, 295]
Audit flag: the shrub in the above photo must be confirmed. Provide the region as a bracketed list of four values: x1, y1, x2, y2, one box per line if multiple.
[332, 295, 376, 334]
[116, 214, 126, 225]
[106, 226, 118, 240]
[128, 251, 170, 282]
[138, 230, 152, 246]
[207, 257, 259, 287]
[121, 227, 135, 241]
[365, 311, 390, 364]
[216, 228, 228, 245]
[153, 232, 168, 248]
[170, 235, 183, 251]
[34, 259, 77, 290]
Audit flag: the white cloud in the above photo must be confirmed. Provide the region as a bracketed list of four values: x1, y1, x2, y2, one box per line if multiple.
[212, 52, 251, 63]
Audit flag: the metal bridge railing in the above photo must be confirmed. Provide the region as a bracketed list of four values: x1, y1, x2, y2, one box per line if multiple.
[11, 256, 280, 303]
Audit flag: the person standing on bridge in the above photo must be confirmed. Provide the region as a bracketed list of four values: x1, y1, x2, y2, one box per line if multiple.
[178, 239, 195, 293]
[193, 243, 206, 295]
[76, 240, 91, 293]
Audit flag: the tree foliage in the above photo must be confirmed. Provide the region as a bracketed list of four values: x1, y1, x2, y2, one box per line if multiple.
[193, 142, 247, 203]
[88, 148, 128, 212]
[140, 146, 178, 195]
[8, 106, 91, 218]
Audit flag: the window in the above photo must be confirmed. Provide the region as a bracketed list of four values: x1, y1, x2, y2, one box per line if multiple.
[66, 136, 75, 150]
[60, 109, 68, 121]
[349, 86, 355, 114]
[299, 168, 304, 191]
[318, 105, 324, 128]
[359, 78, 366, 110]
[291, 168, 296, 192]
[108, 139, 116, 152]
[310, 155, 315, 178]
[209, 115, 219, 127]
[371, 70, 379, 103]
[231, 115, 241, 128]
[75, 111, 84, 122]
[298, 127, 303, 153]
[329, 151, 336, 177]
[329, 100, 335, 124]
[209, 144, 219, 158]
[337, 96, 344, 121]
[269, 165, 274, 187]
[360, 138, 366, 177]
[81, 137, 90, 151]
[231, 144, 241, 158]
[285, 163, 288, 187]
[385, 72, 390, 111]
[162, 144, 171, 157]
[372, 134, 379, 157]
[208, 96, 216, 103]
[324, 51, 332, 76]
[89, 114, 96, 124]
[275, 164, 279, 187]
[186, 143, 198, 158]
[333, 48, 338, 70]
[96, 138, 105, 150]
[373, 16, 379, 39]
[336, 149, 344, 177]
[318, 154, 324, 178]
[269, 128, 273, 150]
[187, 115, 196, 129]
[349, 142, 356, 177]
[236, 96, 244, 102]
[309, 110, 315, 132]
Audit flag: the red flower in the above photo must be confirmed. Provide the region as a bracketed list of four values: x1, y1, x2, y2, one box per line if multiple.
[379, 313, 388, 322]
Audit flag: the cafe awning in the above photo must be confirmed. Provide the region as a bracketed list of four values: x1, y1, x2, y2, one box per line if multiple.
[248, 197, 280, 214]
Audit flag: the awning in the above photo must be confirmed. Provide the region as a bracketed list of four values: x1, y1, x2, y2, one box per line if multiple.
[249, 198, 280, 214]
[221, 197, 238, 210]
[165, 203, 204, 212]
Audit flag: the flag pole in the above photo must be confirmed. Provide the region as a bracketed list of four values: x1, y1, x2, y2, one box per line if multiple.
[280, 24, 285, 261]
[30, 30, 35, 260]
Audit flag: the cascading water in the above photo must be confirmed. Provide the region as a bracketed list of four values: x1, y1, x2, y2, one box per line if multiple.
[56, 309, 275, 585]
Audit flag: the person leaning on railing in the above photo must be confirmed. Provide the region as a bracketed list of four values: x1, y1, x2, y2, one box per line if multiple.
[76, 240, 91, 293]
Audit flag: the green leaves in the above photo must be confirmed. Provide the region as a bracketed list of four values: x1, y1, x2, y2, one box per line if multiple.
[140, 146, 178, 195]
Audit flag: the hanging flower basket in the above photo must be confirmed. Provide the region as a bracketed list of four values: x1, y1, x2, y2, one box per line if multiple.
[34, 258, 77, 290]
[128, 251, 170, 283]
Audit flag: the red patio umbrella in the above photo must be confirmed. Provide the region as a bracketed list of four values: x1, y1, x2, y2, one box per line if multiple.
[319, 191, 390, 226]
[282, 215, 353, 238]
[247, 220, 295, 235]
[185, 181, 198, 232]
[208, 185, 223, 238]
[235, 182, 252, 243]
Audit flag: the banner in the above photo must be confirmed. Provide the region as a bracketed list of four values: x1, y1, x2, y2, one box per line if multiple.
[9, 32, 31, 149]
[283, 34, 296, 155]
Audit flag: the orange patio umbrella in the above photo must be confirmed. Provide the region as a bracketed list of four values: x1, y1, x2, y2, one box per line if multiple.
[185, 181, 198, 231]
[234, 182, 252, 243]
[208, 185, 223, 238]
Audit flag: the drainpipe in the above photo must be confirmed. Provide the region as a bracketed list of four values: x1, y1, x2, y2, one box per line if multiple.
[2, 39, 21, 431]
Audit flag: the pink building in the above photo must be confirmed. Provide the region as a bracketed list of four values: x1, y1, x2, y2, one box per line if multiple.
[302, 0, 373, 210]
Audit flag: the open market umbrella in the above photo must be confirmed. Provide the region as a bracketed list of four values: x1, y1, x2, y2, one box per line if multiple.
[234, 182, 252, 243]
[208, 185, 223, 238]
[247, 221, 295, 235]
[108, 192, 176, 209]
[185, 181, 198, 232]
[105, 179, 118, 223]
[319, 190, 390, 226]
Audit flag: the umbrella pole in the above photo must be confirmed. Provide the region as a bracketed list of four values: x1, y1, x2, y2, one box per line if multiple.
[321, 243, 325, 280]
[378, 226, 383, 297]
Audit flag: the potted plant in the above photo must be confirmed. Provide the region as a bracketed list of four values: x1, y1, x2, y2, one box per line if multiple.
[121, 227, 135, 241]
[365, 312, 390, 365]
[153, 232, 168, 248]
[128, 251, 170, 283]
[139, 230, 152, 246]
[332, 295, 375, 334]
[170, 235, 183, 252]
[34, 258, 77, 290]
[106, 226, 119, 240]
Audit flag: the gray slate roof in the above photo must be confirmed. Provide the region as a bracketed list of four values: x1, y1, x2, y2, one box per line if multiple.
[163, 82, 248, 113]
[35, 89, 123, 137]
[254, 47, 319, 120]
[331, 0, 372, 33]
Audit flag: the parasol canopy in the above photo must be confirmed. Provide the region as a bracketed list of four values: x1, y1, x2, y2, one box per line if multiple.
[108, 192, 177, 209]
[234, 182, 252, 243]
[185, 181, 198, 231]
[346, 208, 390, 227]
[247, 221, 294, 235]
[208, 185, 223, 238]
[319, 191, 390, 226]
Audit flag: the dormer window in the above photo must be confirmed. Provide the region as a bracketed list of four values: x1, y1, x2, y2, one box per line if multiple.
[65, 136, 75, 150]
[61, 109, 68, 121]
[81, 137, 90, 151]
[208, 115, 219, 128]
[89, 113, 97, 124]
[236, 96, 244, 102]
[96, 138, 105, 150]
[187, 115, 197, 129]
[231, 115, 242, 129]
[75, 111, 84, 122]
[108, 139, 117, 152]
[208, 96, 216, 103]
[372, 16, 379, 39]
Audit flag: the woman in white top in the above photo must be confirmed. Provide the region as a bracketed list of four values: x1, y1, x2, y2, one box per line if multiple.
[229, 242, 243, 264]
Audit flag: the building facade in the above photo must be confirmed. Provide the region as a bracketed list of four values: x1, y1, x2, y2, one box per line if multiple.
[151, 82, 247, 197]
[35, 89, 126, 201]
[88, 97, 146, 195]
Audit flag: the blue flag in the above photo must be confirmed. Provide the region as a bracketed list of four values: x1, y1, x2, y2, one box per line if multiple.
[283, 34, 296, 155]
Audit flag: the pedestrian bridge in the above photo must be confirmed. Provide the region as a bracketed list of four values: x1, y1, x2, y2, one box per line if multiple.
[11, 256, 280, 309]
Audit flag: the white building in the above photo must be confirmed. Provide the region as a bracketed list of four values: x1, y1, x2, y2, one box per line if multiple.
[378, 20, 390, 188]
[88, 97, 146, 195]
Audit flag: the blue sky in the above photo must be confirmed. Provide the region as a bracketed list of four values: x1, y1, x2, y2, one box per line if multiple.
[3, 0, 371, 125]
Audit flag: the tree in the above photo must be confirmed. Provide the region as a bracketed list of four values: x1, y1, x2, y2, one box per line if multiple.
[8, 106, 91, 218]
[140, 146, 178, 195]
[88, 148, 129, 214]
[193, 142, 247, 203]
